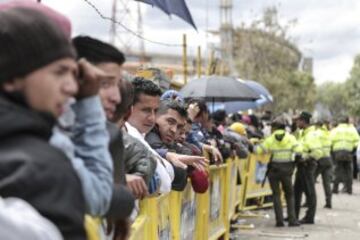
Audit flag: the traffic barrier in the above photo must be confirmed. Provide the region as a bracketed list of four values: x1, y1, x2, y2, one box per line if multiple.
[128, 153, 273, 240]
[238, 154, 273, 211]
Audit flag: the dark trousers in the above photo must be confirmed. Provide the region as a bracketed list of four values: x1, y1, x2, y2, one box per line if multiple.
[268, 162, 297, 224]
[315, 157, 333, 206]
[333, 161, 353, 193]
[294, 160, 317, 222]
[353, 155, 358, 179]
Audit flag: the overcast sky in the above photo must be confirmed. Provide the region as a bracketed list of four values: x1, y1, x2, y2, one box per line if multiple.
[18, 0, 360, 84]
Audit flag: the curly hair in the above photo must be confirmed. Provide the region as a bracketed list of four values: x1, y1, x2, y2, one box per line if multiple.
[132, 77, 162, 104]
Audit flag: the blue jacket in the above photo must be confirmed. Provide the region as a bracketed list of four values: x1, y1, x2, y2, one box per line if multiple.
[51, 96, 113, 216]
[186, 123, 209, 150]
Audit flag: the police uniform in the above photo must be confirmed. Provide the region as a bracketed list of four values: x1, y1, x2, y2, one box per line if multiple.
[294, 124, 322, 224]
[257, 128, 301, 227]
[330, 122, 360, 194]
[315, 125, 333, 208]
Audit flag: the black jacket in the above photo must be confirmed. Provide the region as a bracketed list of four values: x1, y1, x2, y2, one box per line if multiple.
[0, 95, 86, 240]
[123, 131, 157, 185]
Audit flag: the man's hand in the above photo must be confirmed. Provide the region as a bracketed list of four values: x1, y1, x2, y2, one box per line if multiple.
[166, 152, 209, 171]
[76, 58, 109, 99]
[165, 152, 188, 169]
[203, 144, 223, 164]
[125, 174, 148, 199]
[187, 103, 200, 121]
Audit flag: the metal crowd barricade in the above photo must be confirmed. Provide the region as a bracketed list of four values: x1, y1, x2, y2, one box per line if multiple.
[238, 153, 273, 211]
[128, 152, 273, 240]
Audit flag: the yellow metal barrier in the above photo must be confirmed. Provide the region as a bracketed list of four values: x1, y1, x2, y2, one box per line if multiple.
[208, 164, 228, 240]
[179, 183, 196, 240]
[128, 153, 273, 240]
[238, 154, 273, 211]
[128, 215, 147, 240]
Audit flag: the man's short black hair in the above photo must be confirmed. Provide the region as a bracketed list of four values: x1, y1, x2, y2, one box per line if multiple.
[211, 110, 227, 125]
[132, 77, 162, 104]
[73, 36, 125, 65]
[157, 100, 188, 119]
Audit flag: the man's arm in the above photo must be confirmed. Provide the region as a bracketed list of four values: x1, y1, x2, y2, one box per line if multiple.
[71, 96, 113, 216]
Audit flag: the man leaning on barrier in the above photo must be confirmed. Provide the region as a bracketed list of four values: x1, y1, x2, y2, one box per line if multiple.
[255, 117, 301, 227]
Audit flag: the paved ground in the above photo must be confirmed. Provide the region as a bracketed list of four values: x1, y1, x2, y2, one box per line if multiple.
[231, 180, 360, 240]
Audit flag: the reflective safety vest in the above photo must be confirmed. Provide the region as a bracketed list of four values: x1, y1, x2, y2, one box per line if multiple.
[330, 123, 360, 152]
[316, 126, 331, 158]
[256, 130, 301, 163]
[298, 125, 323, 161]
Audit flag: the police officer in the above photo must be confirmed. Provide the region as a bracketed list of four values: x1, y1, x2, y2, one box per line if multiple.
[330, 116, 360, 195]
[315, 121, 333, 208]
[256, 117, 301, 227]
[294, 112, 322, 224]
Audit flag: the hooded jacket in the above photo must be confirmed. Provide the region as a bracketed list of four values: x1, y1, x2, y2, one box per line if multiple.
[0, 95, 86, 240]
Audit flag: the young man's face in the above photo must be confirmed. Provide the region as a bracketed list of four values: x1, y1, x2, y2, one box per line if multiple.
[177, 120, 190, 143]
[156, 109, 185, 144]
[96, 62, 122, 120]
[4, 58, 78, 118]
[128, 93, 160, 134]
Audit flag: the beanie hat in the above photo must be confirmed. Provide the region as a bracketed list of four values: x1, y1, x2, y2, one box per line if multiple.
[189, 168, 209, 194]
[0, 7, 76, 84]
[73, 36, 125, 64]
[230, 122, 246, 136]
[0, 0, 72, 38]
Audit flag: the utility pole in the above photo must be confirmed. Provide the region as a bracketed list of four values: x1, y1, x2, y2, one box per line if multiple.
[137, 2, 146, 62]
[219, 0, 234, 74]
[109, 0, 145, 58]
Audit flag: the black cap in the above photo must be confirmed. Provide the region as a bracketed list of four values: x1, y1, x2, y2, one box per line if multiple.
[297, 111, 312, 123]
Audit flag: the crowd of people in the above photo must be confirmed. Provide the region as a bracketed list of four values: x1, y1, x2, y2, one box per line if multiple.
[1, 1, 360, 240]
[0, 1, 258, 239]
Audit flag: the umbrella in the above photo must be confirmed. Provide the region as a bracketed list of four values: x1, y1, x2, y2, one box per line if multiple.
[135, 0, 197, 30]
[209, 95, 271, 113]
[242, 80, 273, 102]
[209, 80, 273, 113]
[179, 75, 260, 102]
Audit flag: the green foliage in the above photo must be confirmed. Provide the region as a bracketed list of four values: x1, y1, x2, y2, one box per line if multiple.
[316, 54, 360, 118]
[233, 6, 315, 113]
[345, 55, 360, 116]
[316, 82, 348, 119]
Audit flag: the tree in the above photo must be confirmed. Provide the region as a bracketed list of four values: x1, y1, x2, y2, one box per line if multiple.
[345, 55, 360, 116]
[233, 6, 315, 113]
[316, 82, 348, 119]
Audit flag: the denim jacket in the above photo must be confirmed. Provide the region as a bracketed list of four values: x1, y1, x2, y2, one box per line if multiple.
[186, 123, 209, 150]
[50, 96, 113, 216]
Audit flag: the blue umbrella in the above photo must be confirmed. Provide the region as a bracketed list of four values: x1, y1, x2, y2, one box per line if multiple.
[164, 0, 197, 30]
[243, 80, 273, 102]
[209, 80, 273, 113]
[135, 0, 197, 30]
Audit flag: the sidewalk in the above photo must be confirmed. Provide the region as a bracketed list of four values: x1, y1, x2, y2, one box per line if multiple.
[232, 180, 360, 239]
